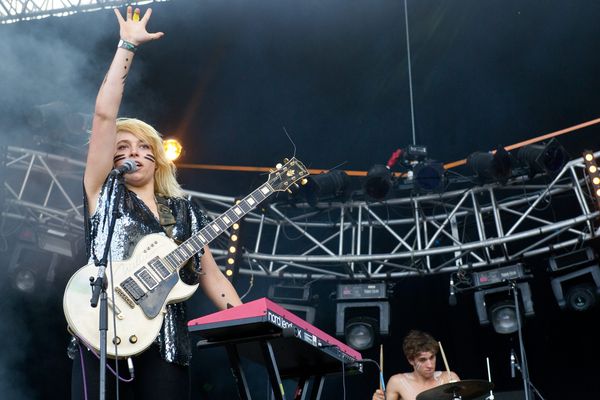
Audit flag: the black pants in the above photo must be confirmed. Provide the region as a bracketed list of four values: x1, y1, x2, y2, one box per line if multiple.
[71, 343, 190, 400]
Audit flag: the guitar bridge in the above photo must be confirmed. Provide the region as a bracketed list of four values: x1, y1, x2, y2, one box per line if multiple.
[115, 286, 135, 309]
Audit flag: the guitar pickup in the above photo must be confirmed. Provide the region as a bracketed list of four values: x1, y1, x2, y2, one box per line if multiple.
[135, 267, 159, 291]
[148, 257, 171, 279]
[120, 277, 146, 303]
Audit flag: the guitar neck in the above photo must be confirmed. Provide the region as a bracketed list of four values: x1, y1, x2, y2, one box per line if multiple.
[163, 183, 274, 269]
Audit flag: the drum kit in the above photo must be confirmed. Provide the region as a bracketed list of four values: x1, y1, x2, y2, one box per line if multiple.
[416, 379, 494, 400]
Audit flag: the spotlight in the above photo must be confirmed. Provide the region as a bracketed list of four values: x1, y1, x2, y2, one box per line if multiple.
[163, 138, 183, 161]
[489, 300, 518, 334]
[363, 164, 392, 201]
[412, 161, 445, 192]
[12, 268, 37, 293]
[551, 265, 600, 312]
[303, 170, 350, 207]
[515, 139, 569, 178]
[466, 146, 512, 184]
[404, 144, 428, 162]
[474, 282, 534, 334]
[335, 283, 389, 351]
[8, 242, 62, 297]
[344, 316, 378, 351]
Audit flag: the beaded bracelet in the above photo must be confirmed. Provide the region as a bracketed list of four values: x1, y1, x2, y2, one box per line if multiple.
[118, 39, 138, 53]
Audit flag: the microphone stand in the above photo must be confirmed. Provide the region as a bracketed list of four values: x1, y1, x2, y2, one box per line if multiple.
[510, 281, 537, 400]
[89, 176, 125, 400]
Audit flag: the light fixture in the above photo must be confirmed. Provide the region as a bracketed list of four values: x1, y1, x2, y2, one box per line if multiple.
[583, 150, 600, 209]
[412, 161, 446, 192]
[344, 316, 379, 351]
[163, 138, 183, 161]
[473, 268, 534, 334]
[548, 248, 600, 312]
[551, 266, 600, 312]
[335, 283, 389, 351]
[267, 284, 316, 324]
[224, 218, 242, 282]
[302, 170, 350, 207]
[515, 139, 569, 178]
[466, 146, 512, 185]
[363, 164, 392, 201]
[8, 242, 62, 297]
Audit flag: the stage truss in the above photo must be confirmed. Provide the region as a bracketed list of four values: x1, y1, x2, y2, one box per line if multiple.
[0, 0, 169, 24]
[2, 146, 599, 280]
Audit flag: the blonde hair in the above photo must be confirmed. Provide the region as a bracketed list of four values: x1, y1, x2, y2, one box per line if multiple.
[116, 118, 185, 198]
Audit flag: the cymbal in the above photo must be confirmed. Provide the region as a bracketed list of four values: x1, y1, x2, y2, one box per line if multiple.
[416, 379, 493, 400]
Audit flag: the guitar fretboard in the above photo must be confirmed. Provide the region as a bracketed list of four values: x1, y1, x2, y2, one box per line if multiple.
[162, 183, 274, 270]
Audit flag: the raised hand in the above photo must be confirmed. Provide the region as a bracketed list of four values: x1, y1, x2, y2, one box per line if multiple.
[114, 6, 164, 46]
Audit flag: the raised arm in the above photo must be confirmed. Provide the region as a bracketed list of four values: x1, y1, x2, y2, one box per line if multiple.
[84, 6, 164, 212]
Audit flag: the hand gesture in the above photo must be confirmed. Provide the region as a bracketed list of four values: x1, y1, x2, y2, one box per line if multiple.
[114, 6, 164, 46]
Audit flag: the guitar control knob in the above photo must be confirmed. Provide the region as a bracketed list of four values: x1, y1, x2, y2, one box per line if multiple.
[112, 337, 121, 345]
[129, 335, 138, 344]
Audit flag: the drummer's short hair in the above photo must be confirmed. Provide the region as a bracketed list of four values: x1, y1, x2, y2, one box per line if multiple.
[402, 330, 439, 360]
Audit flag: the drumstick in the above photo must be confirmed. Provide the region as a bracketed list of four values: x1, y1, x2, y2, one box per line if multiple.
[438, 341, 455, 382]
[379, 344, 384, 390]
[486, 357, 495, 399]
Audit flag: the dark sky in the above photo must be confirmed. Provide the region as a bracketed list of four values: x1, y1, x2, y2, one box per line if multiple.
[1, 0, 600, 399]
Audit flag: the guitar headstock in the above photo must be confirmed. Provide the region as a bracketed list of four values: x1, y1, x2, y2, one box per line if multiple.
[267, 157, 309, 192]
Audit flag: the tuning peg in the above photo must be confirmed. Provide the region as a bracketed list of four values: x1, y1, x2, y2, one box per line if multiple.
[275, 163, 283, 170]
[292, 183, 299, 190]
[283, 158, 289, 163]
[301, 178, 308, 186]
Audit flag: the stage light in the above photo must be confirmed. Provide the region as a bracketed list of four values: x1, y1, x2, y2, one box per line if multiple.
[583, 150, 600, 209]
[344, 317, 378, 351]
[302, 170, 350, 207]
[551, 265, 600, 312]
[515, 139, 569, 178]
[335, 283, 389, 351]
[224, 216, 242, 282]
[163, 138, 183, 161]
[8, 242, 63, 297]
[412, 161, 445, 192]
[489, 300, 518, 334]
[466, 147, 512, 185]
[363, 164, 392, 201]
[404, 144, 428, 162]
[12, 268, 37, 293]
[474, 282, 534, 334]
[548, 247, 600, 312]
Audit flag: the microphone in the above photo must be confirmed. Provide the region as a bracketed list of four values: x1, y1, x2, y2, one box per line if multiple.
[111, 159, 137, 176]
[448, 276, 457, 306]
[510, 349, 516, 378]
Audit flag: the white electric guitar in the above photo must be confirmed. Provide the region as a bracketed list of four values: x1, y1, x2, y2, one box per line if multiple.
[63, 158, 308, 358]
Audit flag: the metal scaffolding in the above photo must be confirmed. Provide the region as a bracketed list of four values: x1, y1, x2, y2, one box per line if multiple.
[2, 146, 599, 281]
[0, 0, 169, 24]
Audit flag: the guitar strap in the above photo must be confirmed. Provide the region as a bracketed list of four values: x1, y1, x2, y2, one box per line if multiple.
[155, 195, 177, 240]
[155, 195, 202, 276]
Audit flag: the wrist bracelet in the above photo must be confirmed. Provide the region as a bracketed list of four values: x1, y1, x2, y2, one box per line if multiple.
[118, 39, 138, 53]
